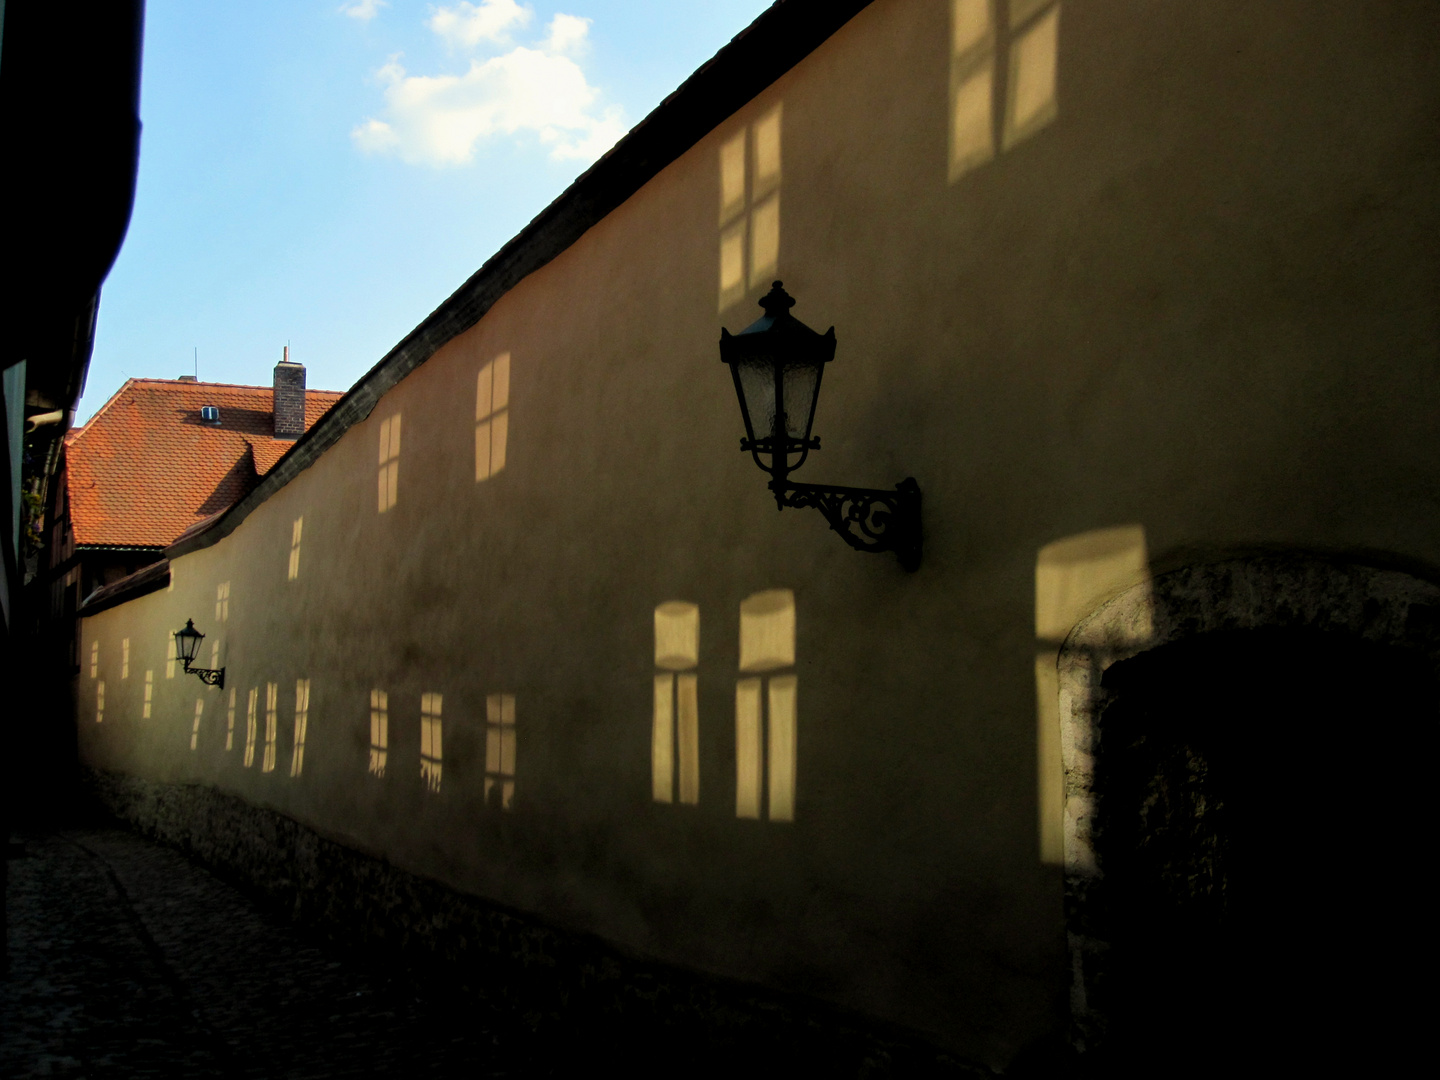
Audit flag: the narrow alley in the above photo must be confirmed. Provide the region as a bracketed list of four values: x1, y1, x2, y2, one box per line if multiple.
[4, 826, 558, 1077]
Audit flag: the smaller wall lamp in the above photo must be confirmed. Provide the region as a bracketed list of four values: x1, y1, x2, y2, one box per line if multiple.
[720, 282, 922, 571]
[173, 619, 225, 689]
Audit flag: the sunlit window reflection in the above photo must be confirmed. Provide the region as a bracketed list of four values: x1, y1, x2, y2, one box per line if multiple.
[421, 691, 443, 793]
[475, 353, 510, 482]
[1034, 525, 1151, 864]
[190, 699, 203, 751]
[121, 638, 130, 679]
[949, 0, 996, 179]
[369, 689, 388, 777]
[485, 693, 516, 810]
[262, 682, 278, 773]
[288, 516, 303, 581]
[949, 0, 1060, 183]
[718, 104, 783, 311]
[378, 413, 401, 513]
[216, 581, 230, 622]
[96, 680, 105, 724]
[244, 688, 259, 767]
[165, 628, 177, 680]
[226, 688, 236, 751]
[90, 641, 98, 678]
[290, 679, 311, 778]
[1004, 1, 1060, 148]
[143, 671, 154, 719]
[653, 602, 700, 805]
[736, 589, 797, 822]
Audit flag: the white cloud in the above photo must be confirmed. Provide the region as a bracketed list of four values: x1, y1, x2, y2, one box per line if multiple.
[352, 8, 626, 166]
[340, 0, 388, 21]
[428, 1, 531, 49]
[541, 13, 591, 57]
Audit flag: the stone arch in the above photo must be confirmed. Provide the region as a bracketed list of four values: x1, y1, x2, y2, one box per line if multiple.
[1056, 552, 1440, 1057]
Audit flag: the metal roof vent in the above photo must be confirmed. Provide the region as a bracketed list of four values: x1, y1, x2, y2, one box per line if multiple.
[200, 406, 220, 423]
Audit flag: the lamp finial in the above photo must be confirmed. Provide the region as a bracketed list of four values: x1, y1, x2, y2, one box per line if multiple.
[758, 281, 796, 319]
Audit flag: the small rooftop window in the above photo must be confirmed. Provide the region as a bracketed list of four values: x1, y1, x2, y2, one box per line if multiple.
[200, 406, 220, 423]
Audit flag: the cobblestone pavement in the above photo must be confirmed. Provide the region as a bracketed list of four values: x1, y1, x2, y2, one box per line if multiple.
[2, 827, 574, 1078]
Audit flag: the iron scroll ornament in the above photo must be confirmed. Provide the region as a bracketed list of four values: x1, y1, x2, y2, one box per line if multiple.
[186, 665, 225, 689]
[720, 282, 922, 571]
[776, 478, 922, 572]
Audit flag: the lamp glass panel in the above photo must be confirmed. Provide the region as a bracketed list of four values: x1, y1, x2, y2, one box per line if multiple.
[735, 358, 777, 441]
[175, 625, 203, 664]
[781, 360, 823, 440]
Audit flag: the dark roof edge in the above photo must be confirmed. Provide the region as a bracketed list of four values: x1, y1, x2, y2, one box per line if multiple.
[75, 544, 166, 553]
[80, 559, 171, 617]
[166, 0, 873, 562]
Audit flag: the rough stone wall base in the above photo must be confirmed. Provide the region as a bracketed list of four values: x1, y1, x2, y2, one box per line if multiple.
[85, 769, 985, 1076]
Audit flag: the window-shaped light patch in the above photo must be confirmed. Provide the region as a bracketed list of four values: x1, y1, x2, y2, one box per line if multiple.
[718, 104, 782, 311]
[1004, 1, 1060, 149]
[143, 671, 154, 719]
[165, 629, 177, 679]
[736, 589, 797, 822]
[1034, 525, 1150, 865]
[485, 693, 516, 810]
[378, 413, 401, 513]
[475, 353, 510, 482]
[190, 699, 203, 751]
[262, 682, 278, 773]
[216, 581, 230, 622]
[369, 689, 388, 777]
[290, 679, 310, 778]
[949, 0, 996, 180]
[226, 688, 236, 751]
[749, 107, 781, 290]
[90, 641, 99, 679]
[288, 516, 303, 581]
[121, 638, 130, 679]
[420, 692, 443, 793]
[653, 602, 700, 805]
[96, 680, 105, 724]
[949, 0, 1060, 183]
[244, 688, 259, 768]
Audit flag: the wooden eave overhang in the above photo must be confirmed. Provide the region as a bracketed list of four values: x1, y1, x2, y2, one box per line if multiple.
[79, 558, 171, 616]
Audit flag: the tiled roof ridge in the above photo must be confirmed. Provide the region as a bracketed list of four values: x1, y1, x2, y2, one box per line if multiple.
[120, 377, 345, 395]
[69, 378, 344, 446]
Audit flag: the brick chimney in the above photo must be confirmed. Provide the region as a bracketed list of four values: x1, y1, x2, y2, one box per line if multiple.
[273, 346, 306, 439]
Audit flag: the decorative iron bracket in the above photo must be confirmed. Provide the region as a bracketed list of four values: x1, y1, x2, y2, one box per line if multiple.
[771, 477, 922, 572]
[182, 662, 225, 689]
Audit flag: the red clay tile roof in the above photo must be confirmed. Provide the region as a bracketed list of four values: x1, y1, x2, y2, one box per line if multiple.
[66, 378, 343, 548]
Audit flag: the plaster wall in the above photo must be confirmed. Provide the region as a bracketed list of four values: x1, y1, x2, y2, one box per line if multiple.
[77, 0, 1440, 1065]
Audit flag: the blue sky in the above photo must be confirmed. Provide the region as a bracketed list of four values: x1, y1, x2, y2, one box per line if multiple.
[80, 0, 773, 422]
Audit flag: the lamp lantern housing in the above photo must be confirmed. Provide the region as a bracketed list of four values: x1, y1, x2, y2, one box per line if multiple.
[174, 618, 224, 688]
[720, 282, 835, 491]
[719, 282, 921, 571]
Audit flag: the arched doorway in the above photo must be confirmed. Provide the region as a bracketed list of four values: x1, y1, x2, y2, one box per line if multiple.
[1058, 556, 1440, 1072]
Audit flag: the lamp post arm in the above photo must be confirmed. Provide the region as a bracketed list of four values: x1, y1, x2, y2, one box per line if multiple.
[770, 477, 921, 571]
[181, 659, 226, 690]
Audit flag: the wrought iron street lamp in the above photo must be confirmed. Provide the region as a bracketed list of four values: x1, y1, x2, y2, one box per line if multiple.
[174, 619, 225, 688]
[720, 282, 922, 571]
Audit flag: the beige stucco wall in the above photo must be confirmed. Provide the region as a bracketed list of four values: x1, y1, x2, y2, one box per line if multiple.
[77, 1, 1440, 1065]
